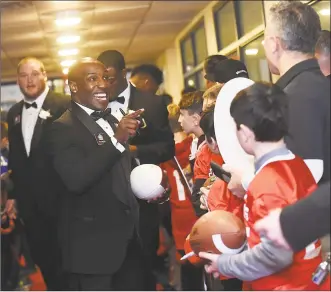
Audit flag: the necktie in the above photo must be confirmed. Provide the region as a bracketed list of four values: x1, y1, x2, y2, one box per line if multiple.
[90, 108, 112, 121]
[114, 96, 125, 104]
[24, 102, 37, 109]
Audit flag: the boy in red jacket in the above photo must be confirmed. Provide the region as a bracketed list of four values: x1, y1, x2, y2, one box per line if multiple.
[200, 82, 324, 290]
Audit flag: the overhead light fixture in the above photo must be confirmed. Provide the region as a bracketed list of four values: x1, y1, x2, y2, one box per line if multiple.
[245, 49, 259, 56]
[319, 9, 330, 16]
[56, 17, 81, 27]
[57, 35, 80, 44]
[60, 60, 76, 67]
[188, 79, 195, 87]
[261, 40, 265, 45]
[58, 48, 79, 56]
[62, 68, 69, 75]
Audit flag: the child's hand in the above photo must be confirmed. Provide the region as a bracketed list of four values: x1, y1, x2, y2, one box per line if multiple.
[199, 252, 221, 278]
[199, 187, 210, 210]
[4, 199, 17, 220]
[222, 164, 246, 198]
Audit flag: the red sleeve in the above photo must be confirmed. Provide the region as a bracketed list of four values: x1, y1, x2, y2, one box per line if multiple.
[207, 179, 230, 211]
[207, 179, 244, 221]
[252, 192, 288, 222]
[193, 145, 211, 180]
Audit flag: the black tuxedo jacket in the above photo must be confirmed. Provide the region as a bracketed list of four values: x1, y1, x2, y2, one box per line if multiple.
[46, 102, 139, 274]
[7, 91, 70, 220]
[126, 85, 175, 249]
[128, 84, 175, 164]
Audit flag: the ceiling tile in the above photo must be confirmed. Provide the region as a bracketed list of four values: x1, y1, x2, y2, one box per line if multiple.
[1, 0, 212, 81]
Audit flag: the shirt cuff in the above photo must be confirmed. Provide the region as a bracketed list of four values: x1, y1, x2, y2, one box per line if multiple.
[110, 137, 125, 153]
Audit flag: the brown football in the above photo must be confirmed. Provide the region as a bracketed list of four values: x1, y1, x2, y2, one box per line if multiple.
[189, 210, 246, 255]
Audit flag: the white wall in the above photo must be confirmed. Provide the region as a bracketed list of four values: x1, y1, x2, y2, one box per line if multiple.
[156, 46, 183, 104]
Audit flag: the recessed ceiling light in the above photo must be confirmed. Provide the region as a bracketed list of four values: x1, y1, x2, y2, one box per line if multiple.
[57, 35, 80, 44]
[62, 68, 69, 75]
[58, 48, 79, 56]
[245, 49, 259, 56]
[261, 40, 265, 45]
[56, 17, 81, 27]
[188, 79, 195, 87]
[319, 9, 330, 16]
[60, 60, 76, 67]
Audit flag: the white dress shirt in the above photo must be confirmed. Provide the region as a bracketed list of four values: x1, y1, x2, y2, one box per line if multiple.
[21, 86, 49, 156]
[108, 82, 131, 121]
[76, 103, 125, 153]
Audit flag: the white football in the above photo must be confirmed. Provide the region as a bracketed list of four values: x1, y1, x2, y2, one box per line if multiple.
[130, 164, 165, 200]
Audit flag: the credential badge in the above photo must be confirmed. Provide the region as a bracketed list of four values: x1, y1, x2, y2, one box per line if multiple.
[14, 115, 21, 125]
[95, 133, 106, 146]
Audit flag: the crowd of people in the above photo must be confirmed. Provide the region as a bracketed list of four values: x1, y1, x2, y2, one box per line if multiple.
[1, 1, 330, 291]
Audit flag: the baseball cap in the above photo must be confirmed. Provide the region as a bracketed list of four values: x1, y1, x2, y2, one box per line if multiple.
[205, 59, 249, 83]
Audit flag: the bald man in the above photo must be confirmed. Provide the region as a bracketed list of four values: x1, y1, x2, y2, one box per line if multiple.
[46, 58, 144, 290]
[6, 57, 70, 289]
[315, 30, 330, 79]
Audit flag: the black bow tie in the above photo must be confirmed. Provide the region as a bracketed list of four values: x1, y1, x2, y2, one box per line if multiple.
[90, 108, 112, 121]
[24, 102, 37, 109]
[114, 96, 125, 104]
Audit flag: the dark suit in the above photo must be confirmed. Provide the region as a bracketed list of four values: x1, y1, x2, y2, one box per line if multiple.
[126, 84, 175, 290]
[46, 102, 143, 290]
[280, 181, 330, 252]
[6, 90, 70, 290]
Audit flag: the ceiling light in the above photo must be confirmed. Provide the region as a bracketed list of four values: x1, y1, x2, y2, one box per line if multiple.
[245, 49, 259, 56]
[319, 9, 330, 16]
[57, 35, 80, 44]
[261, 40, 265, 45]
[56, 17, 81, 27]
[62, 68, 69, 75]
[58, 48, 79, 56]
[188, 79, 195, 87]
[60, 60, 76, 67]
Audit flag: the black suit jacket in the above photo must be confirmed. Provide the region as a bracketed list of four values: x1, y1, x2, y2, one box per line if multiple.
[126, 85, 175, 250]
[280, 181, 330, 252]
[46, 102, 139, 274]
[7, 90, 70, 220]
[128, 84, 175, 165]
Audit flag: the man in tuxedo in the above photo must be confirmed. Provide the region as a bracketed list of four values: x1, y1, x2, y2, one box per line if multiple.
[46, 58, 144, 290]
[5, 57, 70, 290]
[130, 64, 164, 95]
[130, 63, 173, 106]
[97, 50, 175, 290]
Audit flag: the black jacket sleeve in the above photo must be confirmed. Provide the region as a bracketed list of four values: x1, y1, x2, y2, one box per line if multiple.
[46, 121, 123, 194]
[135, 96, 175, 164]
[6, 105, 17, 200]
[191, 178, 208, 217]
[280, 181, 330, 252]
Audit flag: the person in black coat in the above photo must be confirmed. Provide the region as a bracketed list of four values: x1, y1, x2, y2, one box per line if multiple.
[315, 30, 330, 79]
[5, 57, 70, 290]
[46, 58, 144, 290]
[97, 50, 175, 290]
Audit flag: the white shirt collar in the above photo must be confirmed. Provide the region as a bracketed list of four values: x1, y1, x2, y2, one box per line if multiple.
[24, 86, 49, 109]
[75, 102, 95, 115]
[117, 81, 131, 101]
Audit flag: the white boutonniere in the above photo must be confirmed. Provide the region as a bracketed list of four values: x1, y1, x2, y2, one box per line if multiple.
[39, 109, 52, 120]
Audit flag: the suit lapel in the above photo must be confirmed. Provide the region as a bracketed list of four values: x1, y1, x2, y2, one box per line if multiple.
[128, 84, 138, 110]
[71, 102, 131, 206]
[12, 101, 28, 157]
[30, 92, 54, 155]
